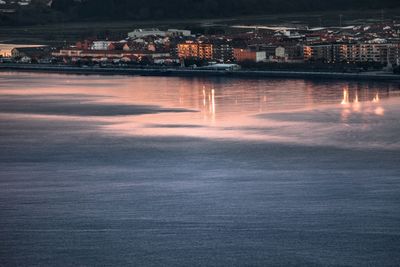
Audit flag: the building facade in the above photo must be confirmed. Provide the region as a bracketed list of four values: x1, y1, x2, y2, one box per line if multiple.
[213, 43, 234, 62]
[233, 48, 266, 62]
[340, 43, 399, 64]
[303, 44, 340, 62]
[178, 42, 213, 60]
[304, 42, 400, 65]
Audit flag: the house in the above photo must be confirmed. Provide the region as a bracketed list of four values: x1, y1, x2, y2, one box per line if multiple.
[275, 46, 287, 58]
[91, 41, 113, 51]
[108, 42, 127, 51]
[76, 40, 93, 50]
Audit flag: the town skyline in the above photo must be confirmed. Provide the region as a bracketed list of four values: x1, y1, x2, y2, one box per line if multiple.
[2, 19, 400, 76]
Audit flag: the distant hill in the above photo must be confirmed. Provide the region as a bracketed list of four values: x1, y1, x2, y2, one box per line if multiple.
[2, 0, 400, 26]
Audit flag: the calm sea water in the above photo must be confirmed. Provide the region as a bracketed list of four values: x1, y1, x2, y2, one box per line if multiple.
[0, 72, 399, 266]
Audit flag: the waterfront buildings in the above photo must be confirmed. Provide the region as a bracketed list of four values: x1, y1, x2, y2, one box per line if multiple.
[2, 23, 400, 70]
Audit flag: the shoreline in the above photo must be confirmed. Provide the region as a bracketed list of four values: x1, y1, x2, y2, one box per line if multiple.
[1, 64, 400, 82]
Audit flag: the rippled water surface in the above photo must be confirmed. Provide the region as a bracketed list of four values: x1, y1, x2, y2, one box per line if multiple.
[0, 72, 400, 266]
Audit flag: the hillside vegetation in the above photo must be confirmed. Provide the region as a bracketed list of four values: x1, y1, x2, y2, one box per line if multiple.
[1, 0, 400, 26]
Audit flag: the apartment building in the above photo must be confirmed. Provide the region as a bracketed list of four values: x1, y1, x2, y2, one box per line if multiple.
[177, 41, 213, 60]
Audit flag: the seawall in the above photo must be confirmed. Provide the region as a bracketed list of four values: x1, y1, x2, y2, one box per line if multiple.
[1, 64, 399, 82]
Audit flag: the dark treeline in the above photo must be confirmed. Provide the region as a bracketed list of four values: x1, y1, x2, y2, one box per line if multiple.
[1, 0, 400, 25]
[51, 0, 400, 20]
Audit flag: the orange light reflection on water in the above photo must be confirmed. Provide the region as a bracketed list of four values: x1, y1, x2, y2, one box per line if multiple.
[1, 72, 399, 147]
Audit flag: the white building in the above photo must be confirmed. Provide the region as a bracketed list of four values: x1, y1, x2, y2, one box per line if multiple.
[255, 51, 267, 62]
[128, 29, 166, 38]
[166, 29, 192, 37]
[128, 28, 192, 39]
[275, 46, 287, 58]
[200, 63, 241, 71]
[91, 41, 113, 51]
